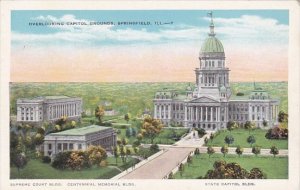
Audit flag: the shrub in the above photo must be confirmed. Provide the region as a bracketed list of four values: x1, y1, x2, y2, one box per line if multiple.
[150, 144, 159, 153]
[236, 92, 244, 96]
[132, 140, 141, 147]
[42, 156, 51, 163]
[265, 127, 288, 139]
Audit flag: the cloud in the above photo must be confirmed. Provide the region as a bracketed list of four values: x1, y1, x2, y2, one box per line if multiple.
[13, 14, 288, 47]
[203, 15, 288, 45]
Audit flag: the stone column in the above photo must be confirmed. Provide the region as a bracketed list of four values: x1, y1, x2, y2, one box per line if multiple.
[196, 107, 198, 121]
[163, 105, 166, 119]
[168, 105, 171, 119]
[254, 105, 257, 120]
[184, 106, 187, 121]
[205, 107, 208, 121]
[249, 105, 252, 120]
[215, 107, 217, 121]
[159, 105, 162, 119]
[200, 106, 203, 121]
[210, 107, 213, 121]
[260, 106, 263, 120]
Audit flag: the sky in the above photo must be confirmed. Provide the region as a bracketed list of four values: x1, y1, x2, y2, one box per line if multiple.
[11, 10, 289, 82]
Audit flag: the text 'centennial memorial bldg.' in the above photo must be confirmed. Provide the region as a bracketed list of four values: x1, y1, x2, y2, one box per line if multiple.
[153, 13, 280, 130]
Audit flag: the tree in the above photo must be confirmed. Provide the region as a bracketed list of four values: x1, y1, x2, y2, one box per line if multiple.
[265, 127, 288, 139]
[150, 144, 159, 153]
[204, 137, 208, 144]
[244, 121, 256, 134]
[113, 146, 120, 164]
[278, 111, 288, 123]
[86, 145, 107, 166]
[207, 146, 215, 158]
[248, 168, 266, 179]
[235, 146, 244, 157]
[124, 113, 131, 123]
[141, 115, 164, 144]
[262, 119, 268, 127]
[137, 133, 143, 142]
[70, 121, 76, 128]
[13, 152, 27, 173]
[270, 145, 279, 157]
[203, 161, 265, 179]
[226, 121, 238, 133]
[194, 148, 200, 158]
[119, 145, 127, 163]
[221, 145, 229, 157]
[252, 146, 261, 157]
[125, 148, 132, 163]
[247, 135, 256, 147]
[34, 133, 44, 145]
[187, 155, 193, 166]
[224, 135, 234, 146]
[179, 163, 185, 177]
[126, 127, 133, 137]
[168, 172, 174, 179]
[52, 151, 72, 169]
[95, 106, 105, 124]
[132, 128, 137, 137]
[54, 124, 61, 132]
[209, 133, 215, 142]
[67, 151, 85, 170]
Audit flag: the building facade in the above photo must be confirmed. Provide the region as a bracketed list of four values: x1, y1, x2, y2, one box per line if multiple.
[43, 125, 116, 157]
[153, 13, 279, 130]
[17, 96, 82, 124]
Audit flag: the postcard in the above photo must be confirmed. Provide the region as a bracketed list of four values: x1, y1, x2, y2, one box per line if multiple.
[0, 1, 299, 190]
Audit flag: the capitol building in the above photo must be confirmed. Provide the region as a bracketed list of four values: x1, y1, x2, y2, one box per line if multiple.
[153, 13, 280, 130]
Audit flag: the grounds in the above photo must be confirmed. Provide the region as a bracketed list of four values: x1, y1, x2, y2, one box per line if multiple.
[205, 129, 288, 149]
[174, 153, 288, 179]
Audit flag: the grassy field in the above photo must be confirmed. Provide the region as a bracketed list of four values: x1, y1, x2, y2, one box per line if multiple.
[205, 129, 288, 149]
[11, 157, 138, 179]
[174, 153, 288, 179]
[140, 128, 189, 144]
[10, 82, 288, 118]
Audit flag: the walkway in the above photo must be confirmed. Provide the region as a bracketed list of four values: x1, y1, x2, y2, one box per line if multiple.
[120, 147, 194, 179]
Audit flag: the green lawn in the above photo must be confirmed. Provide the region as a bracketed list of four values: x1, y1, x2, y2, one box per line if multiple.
[174, 153, 288, 179]
[140, 128, 189, 144]
[11, 157, 138, 179]
[206, 129, 288, 149]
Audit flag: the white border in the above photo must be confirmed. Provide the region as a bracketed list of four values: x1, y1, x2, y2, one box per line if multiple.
[1, 1, 299, 190]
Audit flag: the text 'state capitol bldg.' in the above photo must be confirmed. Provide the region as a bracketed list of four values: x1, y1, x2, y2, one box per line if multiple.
[153, 13, 280, 130]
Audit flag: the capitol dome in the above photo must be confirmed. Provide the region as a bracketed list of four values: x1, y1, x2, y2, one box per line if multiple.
[201, 36, 224, 53]
[199, 13, 225, 57]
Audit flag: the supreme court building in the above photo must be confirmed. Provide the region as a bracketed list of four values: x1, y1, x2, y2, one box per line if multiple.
[16, 96, 82, 124]
[153, 13, 280, 130]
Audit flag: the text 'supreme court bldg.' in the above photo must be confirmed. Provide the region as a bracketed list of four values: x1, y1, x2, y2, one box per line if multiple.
[153, 14, 280, 130]
[16, 96, 82, 123]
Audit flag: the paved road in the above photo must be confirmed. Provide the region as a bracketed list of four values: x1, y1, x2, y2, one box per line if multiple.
[120, 147, 194, 179]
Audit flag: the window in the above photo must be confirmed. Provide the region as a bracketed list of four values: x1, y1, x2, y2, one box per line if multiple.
[63, 143, 68, 150]
[48, 144, 52, 150]
[58, 143, 62, 150]
[78, 144, 82, 150]
[69, 143, 74, 150]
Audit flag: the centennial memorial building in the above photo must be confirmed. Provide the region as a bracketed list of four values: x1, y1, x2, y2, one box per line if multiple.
[43, 125, 117, 157]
